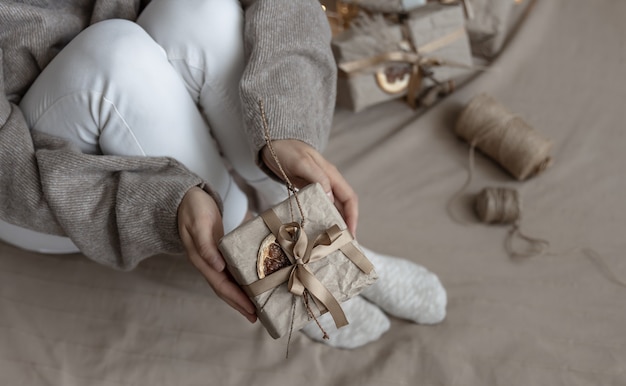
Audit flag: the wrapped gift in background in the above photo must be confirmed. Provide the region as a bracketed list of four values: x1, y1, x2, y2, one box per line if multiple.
[333, 2, 473, 112]
[218, 183, 378, 339]
[340, 0, 428, 14]
[464, 0, 518, 58]
[324, 1, 360, 37]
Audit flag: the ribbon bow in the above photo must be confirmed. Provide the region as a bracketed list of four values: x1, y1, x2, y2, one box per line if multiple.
[338, 25, 472, 108]
[243, 208, 374, 329]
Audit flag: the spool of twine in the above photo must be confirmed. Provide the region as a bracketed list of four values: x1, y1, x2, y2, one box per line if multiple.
[474, 187, 521, 224]
[473, 187, 549, 258]
[455, 93, 553, 181]
[473, 187, 626, 288]
[450, 95, 626, 287]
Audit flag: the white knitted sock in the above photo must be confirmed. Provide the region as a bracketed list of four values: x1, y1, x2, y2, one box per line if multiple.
[300, 296, 390, 349]
[359, 246, 447, 324]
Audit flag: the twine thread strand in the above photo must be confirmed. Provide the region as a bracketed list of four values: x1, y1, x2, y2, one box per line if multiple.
[258, 99, 328, 356]
[448, 94, 626, 288]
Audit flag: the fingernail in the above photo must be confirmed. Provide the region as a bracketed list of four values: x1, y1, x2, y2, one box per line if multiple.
[326, 191, 334, 202]
[211, 257, 226, 272]
[244, 309, 257, 323]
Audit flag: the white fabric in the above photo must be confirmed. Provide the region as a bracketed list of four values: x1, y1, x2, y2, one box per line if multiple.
[301, 247, 447, 348]
[0, 220, 80, 254]
[360, 246, 448, 324]
[0, 0, 281, 253]
[300, 296, 391, 349]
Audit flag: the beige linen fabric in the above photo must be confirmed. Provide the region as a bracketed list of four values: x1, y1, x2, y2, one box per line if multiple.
[1, 0, 625, 385]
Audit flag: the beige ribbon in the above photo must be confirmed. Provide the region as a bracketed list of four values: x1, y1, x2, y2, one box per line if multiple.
[243, 208, 374, 329]
[338, 27, 471, 108]
[438, 0, 474, 19]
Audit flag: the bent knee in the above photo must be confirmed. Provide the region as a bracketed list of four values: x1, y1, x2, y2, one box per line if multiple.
[69, 19, 167, 80]
[137, 0, 244, 78]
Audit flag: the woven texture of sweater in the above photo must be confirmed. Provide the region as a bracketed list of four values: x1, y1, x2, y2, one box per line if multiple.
[0, 0, 336, 269]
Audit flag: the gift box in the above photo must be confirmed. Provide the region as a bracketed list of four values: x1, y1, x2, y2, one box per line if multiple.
[333, 2, 473, 111]
[464, 0, 517, 58]
[218, 183, 378, 339]
[340, 0, 427, 14]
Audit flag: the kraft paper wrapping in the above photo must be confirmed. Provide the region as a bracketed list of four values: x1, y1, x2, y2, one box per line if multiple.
[406, 3, 473, 83]
[333, 22, 405, 112]
[465, 0, 515, 58]
[218, 183, 378, 339]
[341, 0, 427, 13]
[333, 3, 473, 112]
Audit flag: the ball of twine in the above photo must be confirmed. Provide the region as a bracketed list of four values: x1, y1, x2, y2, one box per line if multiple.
[474, 187, 521, 224]
[449, 95, 626, 286]
[448, 94, 554, 258]
[474, 186, 549, 258]
[455, 93, 553, 181]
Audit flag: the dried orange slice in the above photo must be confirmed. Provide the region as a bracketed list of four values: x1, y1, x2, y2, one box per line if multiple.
[257, 233, 291, 279]
[375, 65, 411, 94]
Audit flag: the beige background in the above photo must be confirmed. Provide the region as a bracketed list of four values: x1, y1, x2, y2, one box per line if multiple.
[1, 0, 625, 384]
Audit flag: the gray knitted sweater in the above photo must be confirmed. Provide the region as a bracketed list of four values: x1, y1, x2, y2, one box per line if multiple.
[0, 0, 336, 269]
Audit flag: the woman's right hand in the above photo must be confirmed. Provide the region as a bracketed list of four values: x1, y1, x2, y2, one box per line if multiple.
[261, 139, 359, 236]
[177, 187, 257, 323]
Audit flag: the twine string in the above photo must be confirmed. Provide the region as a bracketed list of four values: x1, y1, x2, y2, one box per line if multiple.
[448, 94, 626, 289]
[447, 94, 553, 257]
[258, 99, 328, 356]
[285, 295, 297, 359]
[581, 248, 626, 288]
[259, 100, 306, 228]
[454, 93, 553, 182]
[446, 138, 479, 225]
[461, 163, 625, 287]
[452, 148, 624, 285]
[473, 186, 550, 258]
[303, 293, 329, 340]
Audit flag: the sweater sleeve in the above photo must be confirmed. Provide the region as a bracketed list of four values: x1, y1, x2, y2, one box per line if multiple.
[0, 56, 221, 270]
[239, 0, 337, 163]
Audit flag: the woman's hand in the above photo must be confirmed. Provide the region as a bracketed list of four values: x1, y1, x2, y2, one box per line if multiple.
[261, 139, 359, 235]
[177, 187, 257, 323]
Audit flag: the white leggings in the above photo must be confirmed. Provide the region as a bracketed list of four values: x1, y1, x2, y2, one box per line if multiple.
[0, 0, 286, 254]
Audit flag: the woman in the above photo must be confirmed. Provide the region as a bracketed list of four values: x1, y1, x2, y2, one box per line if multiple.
[0, 0, 446, 348]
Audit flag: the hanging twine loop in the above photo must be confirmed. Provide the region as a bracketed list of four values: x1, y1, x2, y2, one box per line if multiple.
[474, 187, 549, 258]
[472, 187, 625, 285]
[259, 100, 306, 229]
[447, 93, 626, 288]
[258, 100, 329, 356]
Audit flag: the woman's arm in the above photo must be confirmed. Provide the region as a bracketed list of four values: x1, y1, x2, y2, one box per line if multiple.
[239, 0, 358, 233]
[0, 94, 210, 270]
[239, 0, 337, 158]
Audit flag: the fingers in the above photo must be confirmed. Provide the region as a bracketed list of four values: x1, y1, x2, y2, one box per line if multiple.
[182, 229, 257, 323]
[188, 220, 225, 272]
[315, 155, 359, 235]
[189, 248, 257, 323]
[293, 155, 331, 193]
[178, 187, 256, 323]
[262, 140, 360, 235]
[178, 187, 226, 272]
[298, 151, 359, 234]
